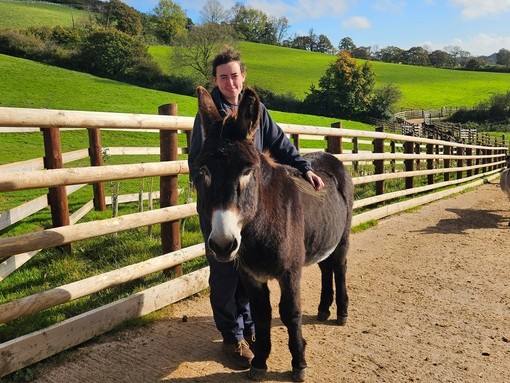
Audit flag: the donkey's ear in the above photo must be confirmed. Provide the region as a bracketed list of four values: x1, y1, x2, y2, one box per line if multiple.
[237, 87, 260, 141]
[197, 86, 222, 139]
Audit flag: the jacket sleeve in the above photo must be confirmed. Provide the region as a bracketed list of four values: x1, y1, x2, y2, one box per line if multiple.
[187, 113, 204, 185]
[259, 104, 313, 174]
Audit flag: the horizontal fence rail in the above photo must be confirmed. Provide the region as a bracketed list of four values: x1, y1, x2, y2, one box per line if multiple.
[0, 105, 507, 378]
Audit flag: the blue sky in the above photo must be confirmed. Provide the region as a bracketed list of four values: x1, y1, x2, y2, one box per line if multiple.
[123, 0, 510, 56]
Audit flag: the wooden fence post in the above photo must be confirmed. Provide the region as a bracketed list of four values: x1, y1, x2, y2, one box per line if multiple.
[291, 134, 300, 151]
[88, 129, 106, 211]
[426, 139, 434, 185]
[326, 121, 342, 154]
[390, 141, 396, 173]
[443, 145, 451, 182]
[404, 137, 414, 189]
[159, 103, 182, 277]
[456, 146, 464, 180]
[466, 147, 473, 177]
[352, 137, 359, 173]
[42, 127, 71, 254]
[414, 142, 421, 171]
[373, 127, 385, 195]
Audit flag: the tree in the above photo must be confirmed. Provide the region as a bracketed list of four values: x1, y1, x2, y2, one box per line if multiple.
[376, 46, 403, 63]
[402, 46, 429, 66]
[496, 48, 510, 68]
[316, 34, 335, 54]
[338, 37, 355, 53]
[152, 0, 188, 44]
[230, 3, 267, 43]
[290, 34, 309, 50]
[78, 27, 150, 78]
[172, 23, 236, 81]
[351, 46, 372, 60]
[271, 16, 289, 46]
[200, 0, 230, 24]
[98, 0, 143, 36]
[369, 84, 402, 119]
[304, 51, 376, 118]
[465, 57, 486, 70]
[428, 49, 453, 68]
[444, 45, 472, 66]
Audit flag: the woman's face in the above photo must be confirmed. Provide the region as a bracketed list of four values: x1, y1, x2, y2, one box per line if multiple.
[214, 61, 246, 105]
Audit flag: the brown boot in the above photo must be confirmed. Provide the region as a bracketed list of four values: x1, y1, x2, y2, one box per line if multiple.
[244, 333, 256, 349]
[222, 339, 254, 369]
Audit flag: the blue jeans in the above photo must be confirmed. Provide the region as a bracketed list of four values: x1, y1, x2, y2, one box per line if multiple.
[206, 251, 255, 344]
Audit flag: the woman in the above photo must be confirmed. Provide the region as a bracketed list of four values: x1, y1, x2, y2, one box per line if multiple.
[188, 47, 324, 369]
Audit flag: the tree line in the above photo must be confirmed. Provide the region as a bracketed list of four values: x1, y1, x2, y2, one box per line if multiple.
[30, 0, 510, 71]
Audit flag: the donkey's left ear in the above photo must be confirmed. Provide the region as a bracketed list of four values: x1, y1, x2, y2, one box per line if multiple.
[197, 86, 222, 139]
[237, 87, 260, 141]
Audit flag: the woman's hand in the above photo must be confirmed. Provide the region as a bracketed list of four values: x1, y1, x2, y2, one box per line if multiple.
[305, 170, 325, 190]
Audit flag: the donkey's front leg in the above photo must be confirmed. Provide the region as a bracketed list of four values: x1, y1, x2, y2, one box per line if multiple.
[279, 270, 307, 382]
[243, 278, 272, 381]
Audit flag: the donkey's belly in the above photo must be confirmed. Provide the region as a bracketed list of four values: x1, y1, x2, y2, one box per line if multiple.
[302, 196, 346, 265]
[294, 172, 347, 266]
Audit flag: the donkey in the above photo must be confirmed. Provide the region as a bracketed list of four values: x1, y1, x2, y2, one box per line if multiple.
[194, 86, 354, 382]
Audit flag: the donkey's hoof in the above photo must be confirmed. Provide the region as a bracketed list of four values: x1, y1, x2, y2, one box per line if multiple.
[317, 310, 330, 322]
[336, 315, 348, 326]
[247, 366, 267, 381]
[292, 367, 307, 382]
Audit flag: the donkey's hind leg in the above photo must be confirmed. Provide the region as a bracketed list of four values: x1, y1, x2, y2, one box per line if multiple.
[317, 257, 334, 321]
[332, 236, 349, 325]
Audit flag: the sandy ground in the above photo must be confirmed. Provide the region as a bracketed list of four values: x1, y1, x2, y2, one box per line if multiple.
[28, 181, 510, 383]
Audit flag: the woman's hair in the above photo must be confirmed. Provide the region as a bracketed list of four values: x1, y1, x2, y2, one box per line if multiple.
[211, 46, 246, 77]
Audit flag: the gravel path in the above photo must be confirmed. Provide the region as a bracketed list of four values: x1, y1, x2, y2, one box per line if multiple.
[31, 182, 510, 383]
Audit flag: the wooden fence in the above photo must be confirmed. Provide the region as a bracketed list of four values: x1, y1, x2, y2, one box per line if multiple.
[0, 106, 508, 378]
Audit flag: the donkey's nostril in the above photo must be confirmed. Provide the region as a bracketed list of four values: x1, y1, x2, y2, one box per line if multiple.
[208, 237, 238, 260]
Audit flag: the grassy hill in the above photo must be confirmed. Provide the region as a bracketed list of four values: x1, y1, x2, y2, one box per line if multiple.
[0, 0, 93, 29]
[151, 42, 510, 110]
[2, 0, 510, 111]
[0, 53, 357, 129]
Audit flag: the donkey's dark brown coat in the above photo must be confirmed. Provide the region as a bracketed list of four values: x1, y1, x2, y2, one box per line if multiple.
[194, 86, 354, 382]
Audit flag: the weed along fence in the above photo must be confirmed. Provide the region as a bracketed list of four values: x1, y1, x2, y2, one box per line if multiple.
[0, 105, 508, 378]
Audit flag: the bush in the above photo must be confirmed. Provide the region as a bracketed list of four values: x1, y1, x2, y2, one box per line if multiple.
[0, 29, 45, 58]
[251, 86, 302, 113]
[77, 27, 151, 79]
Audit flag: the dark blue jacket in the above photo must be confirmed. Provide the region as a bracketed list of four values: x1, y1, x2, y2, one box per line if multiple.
[188, 87, 312, 184]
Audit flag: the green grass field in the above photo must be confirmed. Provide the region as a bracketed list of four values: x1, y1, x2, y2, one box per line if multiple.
[0, 0, 92, 29]
[151, 42, 510, 110]
[2, 0, 510, 111]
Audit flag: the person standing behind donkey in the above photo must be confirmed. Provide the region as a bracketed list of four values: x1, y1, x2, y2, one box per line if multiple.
[187, 46, 324, 369]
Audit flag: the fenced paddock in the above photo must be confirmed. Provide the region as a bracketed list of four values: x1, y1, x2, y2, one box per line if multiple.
[0, 105, 507, 378]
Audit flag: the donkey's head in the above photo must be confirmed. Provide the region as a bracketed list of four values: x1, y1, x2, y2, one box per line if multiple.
[194, 86, 262, 262]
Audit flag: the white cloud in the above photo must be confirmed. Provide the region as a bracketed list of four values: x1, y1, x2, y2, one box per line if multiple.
[419, 33, 510, 56]
[449, 0, 510, 19]
[464, 33, 510, 55]
[342, 16, 372, 29]
[248, 0, 350, 21]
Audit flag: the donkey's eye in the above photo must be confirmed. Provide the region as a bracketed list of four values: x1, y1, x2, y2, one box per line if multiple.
[200, 166, 211, 184]
[241, 167, 253, 177]
[200, 166, 210, 177]
[238, 167, 253, 196]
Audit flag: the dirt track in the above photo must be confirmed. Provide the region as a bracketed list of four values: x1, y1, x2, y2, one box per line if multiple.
[30, 182, 510, 383]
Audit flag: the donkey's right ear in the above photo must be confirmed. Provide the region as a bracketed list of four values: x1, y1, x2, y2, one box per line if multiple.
[197, 86, 222, 138]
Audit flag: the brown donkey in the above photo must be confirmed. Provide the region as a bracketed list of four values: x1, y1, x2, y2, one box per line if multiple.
[194, 86, 354, 382]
